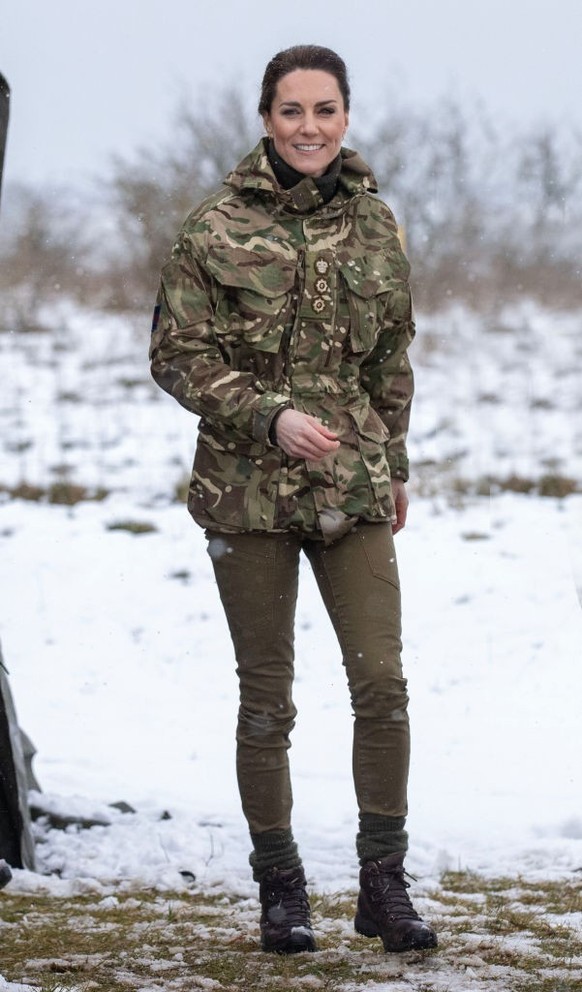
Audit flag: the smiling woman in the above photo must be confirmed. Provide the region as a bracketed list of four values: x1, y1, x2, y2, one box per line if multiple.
[262, 69, 349, 178]
[149, 43, 436, 957]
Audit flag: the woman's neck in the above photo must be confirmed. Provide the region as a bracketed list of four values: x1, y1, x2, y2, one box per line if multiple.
[267, 139, 341, 204]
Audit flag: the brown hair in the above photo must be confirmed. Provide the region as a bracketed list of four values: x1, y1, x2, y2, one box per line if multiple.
[258, 45, 351, 116]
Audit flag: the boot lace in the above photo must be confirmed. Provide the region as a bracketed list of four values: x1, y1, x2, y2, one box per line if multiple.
[264, 871, 311, 928]
[367, 863, 421, 922]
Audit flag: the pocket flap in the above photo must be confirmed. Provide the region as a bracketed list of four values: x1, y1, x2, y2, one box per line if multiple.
[206, 245, 296, 296]
[339, 255, 395, 298]
[349, 402, 391, 442]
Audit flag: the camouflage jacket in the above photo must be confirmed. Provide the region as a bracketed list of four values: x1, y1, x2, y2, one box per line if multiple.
[150, 139, 415, 542]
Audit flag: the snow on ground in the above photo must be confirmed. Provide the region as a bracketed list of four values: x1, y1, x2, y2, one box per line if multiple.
[0, 301, 581, 905]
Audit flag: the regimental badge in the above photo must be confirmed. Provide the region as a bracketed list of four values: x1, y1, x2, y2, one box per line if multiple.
[315, 258, 329, 275]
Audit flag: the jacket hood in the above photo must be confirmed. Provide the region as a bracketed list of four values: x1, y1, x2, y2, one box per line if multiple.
[224, 138, 378, 213]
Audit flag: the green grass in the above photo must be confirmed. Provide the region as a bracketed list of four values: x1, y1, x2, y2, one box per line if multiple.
[0, 871, 580, 991]
[105, 519, 158, 534]
[0, 482, 110, 505]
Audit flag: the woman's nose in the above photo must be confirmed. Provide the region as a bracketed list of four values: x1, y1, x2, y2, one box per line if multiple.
[300, 114, 318, 135]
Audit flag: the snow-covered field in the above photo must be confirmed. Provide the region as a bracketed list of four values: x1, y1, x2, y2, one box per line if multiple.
[0, 301, 581, 987]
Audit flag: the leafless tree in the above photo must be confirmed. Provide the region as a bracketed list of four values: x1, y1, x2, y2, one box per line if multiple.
[2, 85, 581, 327]
[101, 87, 260, 309]
[0, 183, 92, 329]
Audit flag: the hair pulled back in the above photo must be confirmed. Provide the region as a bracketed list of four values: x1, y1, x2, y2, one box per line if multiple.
[258, 45, 350, 116]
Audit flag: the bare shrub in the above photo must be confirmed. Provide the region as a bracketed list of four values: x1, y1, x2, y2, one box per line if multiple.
[0, 183, 94, 330]
[1, 85, 581, 324]
[97, 88, 260, 311]
[355, 98, 582, 311]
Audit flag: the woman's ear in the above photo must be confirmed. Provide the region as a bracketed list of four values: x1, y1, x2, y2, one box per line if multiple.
[263, 114, 272, 138]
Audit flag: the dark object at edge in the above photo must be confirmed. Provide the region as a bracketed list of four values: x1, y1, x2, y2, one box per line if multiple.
[0, 642, 37, 873]
[0, 72, 10, 211]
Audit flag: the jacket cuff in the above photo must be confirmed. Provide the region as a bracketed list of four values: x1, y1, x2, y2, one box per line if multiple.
[252, 397, 292, 446]
[387, 450, 410, 482]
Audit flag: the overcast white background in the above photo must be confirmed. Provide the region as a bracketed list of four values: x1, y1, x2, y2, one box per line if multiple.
[1, 0, 580, 189]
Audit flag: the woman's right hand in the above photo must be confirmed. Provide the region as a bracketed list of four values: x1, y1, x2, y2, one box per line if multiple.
[273, 409, 340, 461]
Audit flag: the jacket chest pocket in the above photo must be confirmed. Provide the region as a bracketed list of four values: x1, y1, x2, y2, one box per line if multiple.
[339, 254, 409, 353]
[206, 245, 296, 353]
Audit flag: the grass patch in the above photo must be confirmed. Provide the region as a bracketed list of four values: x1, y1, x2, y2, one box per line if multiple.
[538, 474, 580, 498]
[105, 519, 158, 535]
[0, 482, 110, 505]
[411, 466, 581, 504]
[447, 473, 580, 499]
[0, 871, 580, 991]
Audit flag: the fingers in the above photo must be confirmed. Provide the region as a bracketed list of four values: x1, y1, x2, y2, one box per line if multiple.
[273, 411, 411, 528]
[390, 479, 408, 534]
[274, 409, 340, 461]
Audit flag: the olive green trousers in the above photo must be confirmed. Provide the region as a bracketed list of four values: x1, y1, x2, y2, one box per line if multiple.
[206, 522, 410, 864]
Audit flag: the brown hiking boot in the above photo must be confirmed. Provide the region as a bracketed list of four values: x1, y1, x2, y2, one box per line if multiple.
[259, 866, 317, 953]
[355, 853, 437, 952]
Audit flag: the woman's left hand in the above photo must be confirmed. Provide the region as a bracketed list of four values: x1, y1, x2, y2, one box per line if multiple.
[391, 479, 408, 534]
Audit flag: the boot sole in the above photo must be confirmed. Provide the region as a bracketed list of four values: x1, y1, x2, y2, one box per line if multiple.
[261, 928, 317, 954]
[261, 936, 317, 954]
[355, 915, 437, 952]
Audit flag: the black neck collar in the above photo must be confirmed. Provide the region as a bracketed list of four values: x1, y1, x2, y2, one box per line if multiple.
[267, 140, 341, 204]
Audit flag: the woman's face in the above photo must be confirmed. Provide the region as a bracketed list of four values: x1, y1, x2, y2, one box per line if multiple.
[263, 69, 349, 178]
